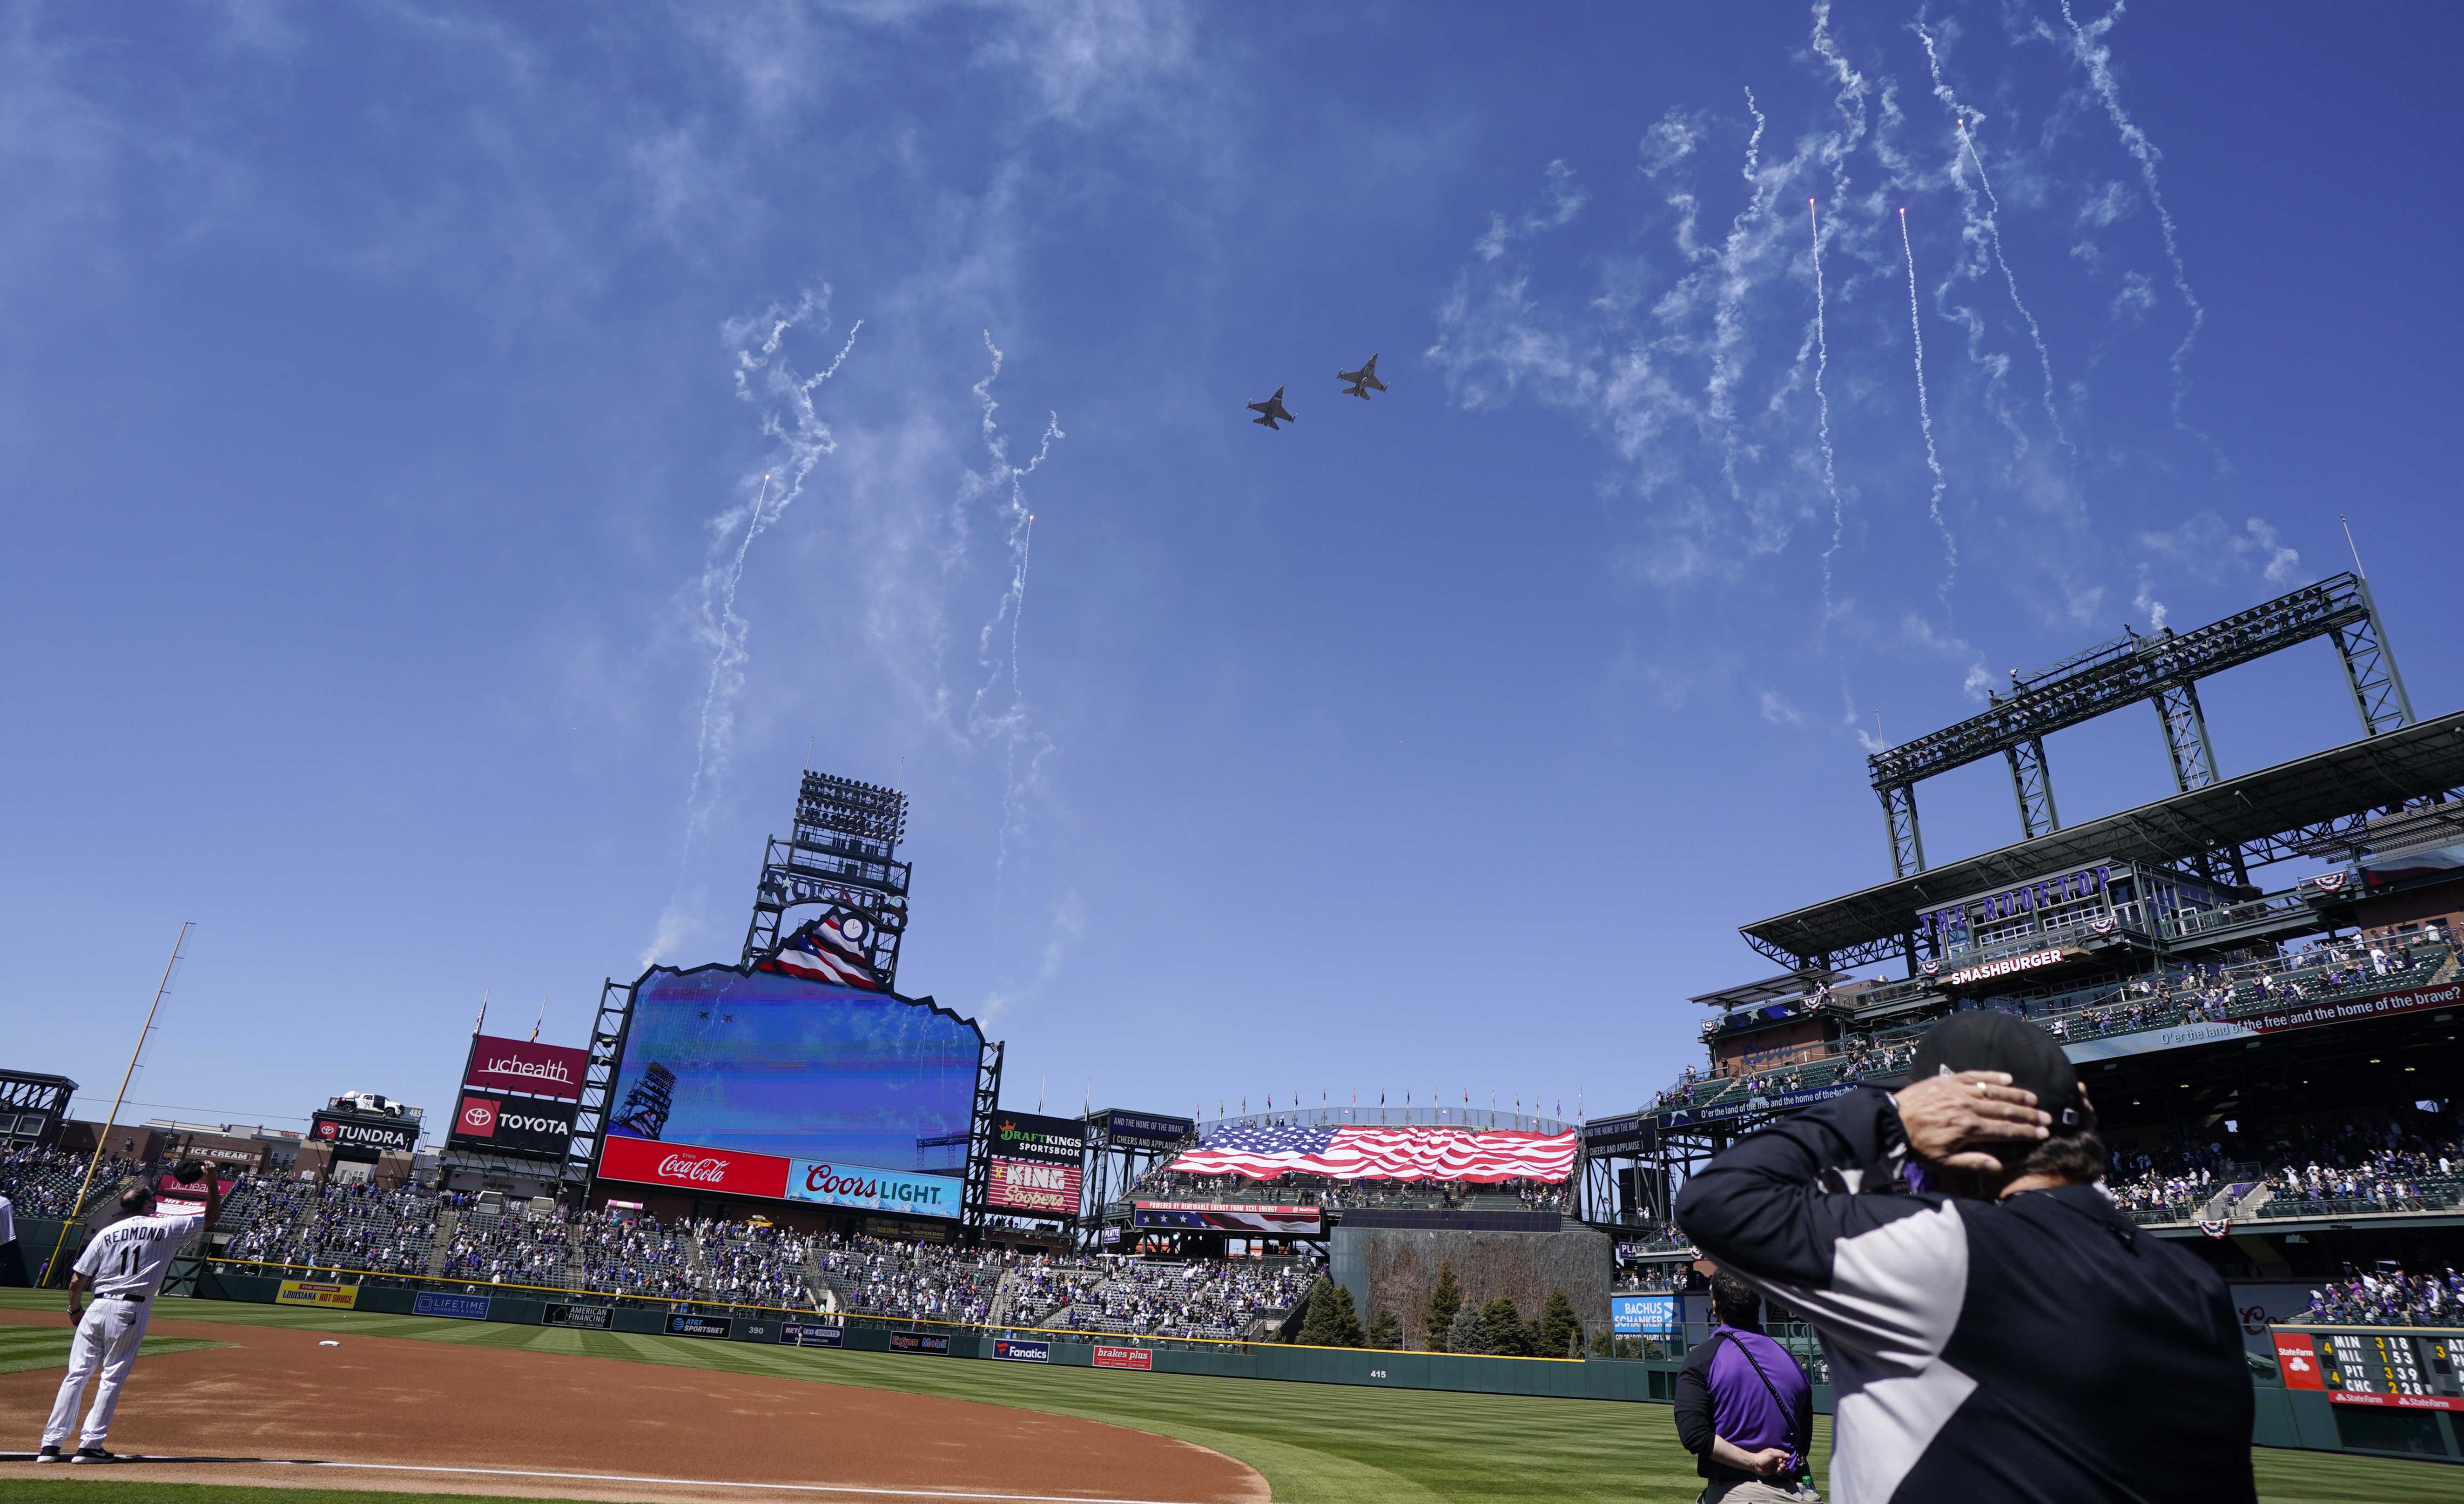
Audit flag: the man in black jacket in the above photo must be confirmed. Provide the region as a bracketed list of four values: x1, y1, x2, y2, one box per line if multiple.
[1675, 1012, 2254, 1504]
[1675, 1270, 1818, 1502]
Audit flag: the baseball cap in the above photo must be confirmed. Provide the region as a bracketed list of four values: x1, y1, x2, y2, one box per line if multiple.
[1908, 1011, 2086, 1135]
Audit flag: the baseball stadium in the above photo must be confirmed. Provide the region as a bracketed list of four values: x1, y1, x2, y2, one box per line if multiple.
[4, 571, 2464, 1504]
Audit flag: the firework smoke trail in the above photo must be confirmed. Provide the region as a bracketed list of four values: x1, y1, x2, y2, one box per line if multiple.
[1811, 198, 1845, 639]
[1916, 27, 2069, 456]
[685, 294, 863, 839]
[963, 331, 1065, 892]
[2057, 0, 2205, 434]
[1899, 207, 1955, 605]
[1706, 87, 1771, 508]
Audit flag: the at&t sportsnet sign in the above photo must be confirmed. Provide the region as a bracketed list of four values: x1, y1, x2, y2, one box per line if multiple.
[448, 1090, 577, 1160]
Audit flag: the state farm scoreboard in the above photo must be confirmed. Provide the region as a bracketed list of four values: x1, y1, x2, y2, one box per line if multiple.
[592, 962, 989, 1223]
[2275, 1327, 2464, 1410]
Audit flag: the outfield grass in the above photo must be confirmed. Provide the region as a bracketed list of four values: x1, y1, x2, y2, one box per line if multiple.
[0, 1322, 224, 1379]
[1, 1291, 2456, 1504]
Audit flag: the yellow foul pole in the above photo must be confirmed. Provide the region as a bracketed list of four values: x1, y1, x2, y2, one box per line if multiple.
[43, 921, 190, 1287]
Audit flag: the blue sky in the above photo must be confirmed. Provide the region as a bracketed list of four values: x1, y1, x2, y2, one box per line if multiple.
[6, 1, 2461, 1148]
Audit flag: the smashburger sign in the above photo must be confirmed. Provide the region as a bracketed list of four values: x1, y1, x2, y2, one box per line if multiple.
[597, 1135, 790, 1199]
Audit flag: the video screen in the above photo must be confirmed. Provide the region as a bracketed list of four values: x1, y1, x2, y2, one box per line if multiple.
[606, 966, 982, 1169]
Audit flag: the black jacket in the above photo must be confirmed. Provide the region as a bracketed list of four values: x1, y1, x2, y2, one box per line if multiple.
[1674, 1087, 2255, 1504]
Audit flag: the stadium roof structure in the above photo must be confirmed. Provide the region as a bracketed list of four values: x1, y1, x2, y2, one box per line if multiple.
[1742, 708, 2464, 972]
[1687, 970, 1848, 1009]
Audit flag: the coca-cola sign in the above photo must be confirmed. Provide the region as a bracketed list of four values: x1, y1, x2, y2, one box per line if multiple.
[462, 1034, 589, 1102]
[786, 1156, 963, 1217]
[596, 1134, 788, 1199]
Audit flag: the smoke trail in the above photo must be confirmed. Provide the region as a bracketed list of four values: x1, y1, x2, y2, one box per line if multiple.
[963, 331, 1065, 891]
[1705, 88, 1771, 512]
[686, 291, 862, 839]
[2055, 0, 2205, 435]
[1917, 26, 2070, 456]
[1811, 198, 1845, 638]
[1899, 208, 1955, 604]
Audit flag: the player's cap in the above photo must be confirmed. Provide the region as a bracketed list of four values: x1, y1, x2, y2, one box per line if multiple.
[1909, 1011, 2085, 1136]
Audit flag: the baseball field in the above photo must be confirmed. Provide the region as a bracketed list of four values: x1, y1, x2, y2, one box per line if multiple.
[0, 1290, 2455, 1504]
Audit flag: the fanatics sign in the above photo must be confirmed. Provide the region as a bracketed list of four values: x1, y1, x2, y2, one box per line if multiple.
[596, 1135, 791, 1199]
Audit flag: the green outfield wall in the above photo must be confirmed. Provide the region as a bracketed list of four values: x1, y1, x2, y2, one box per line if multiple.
[176, 1263, 2458, 1465]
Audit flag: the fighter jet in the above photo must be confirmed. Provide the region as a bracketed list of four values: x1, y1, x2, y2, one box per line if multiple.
[1338, 354, 1387, 400]
[1248, 387, 1295, 430]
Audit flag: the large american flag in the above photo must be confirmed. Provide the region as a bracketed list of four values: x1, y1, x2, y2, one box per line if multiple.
[757, 911, 882, 991]
[1168, 1124, 1577, 1183]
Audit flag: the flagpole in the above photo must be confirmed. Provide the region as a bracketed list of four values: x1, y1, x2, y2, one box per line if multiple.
[47, 922, 189, 1287]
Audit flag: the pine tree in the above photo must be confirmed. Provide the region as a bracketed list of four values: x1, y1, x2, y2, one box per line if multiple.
[1296, 1281, 1341, 1346]
[1481, 1296, 1528, 1356]
[1445, 1302, 1491, 1354]
[1367, 1309, 1403, 1349]
[1330, 1282, 1366, 1347]
[1425, 1260, 1463, 1351]
[1535, 1288, 1582, 1358]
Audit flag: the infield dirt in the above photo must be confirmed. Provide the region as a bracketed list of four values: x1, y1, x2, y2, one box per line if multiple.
[0, 1310, 1266, 1504]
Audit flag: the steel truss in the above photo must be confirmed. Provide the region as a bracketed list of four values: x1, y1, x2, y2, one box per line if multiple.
[559, 977, 634, 1203]
[962, 1042, 1003, 1241]
[741, 772, 912, 987]
[1867, 572, 2414, 874]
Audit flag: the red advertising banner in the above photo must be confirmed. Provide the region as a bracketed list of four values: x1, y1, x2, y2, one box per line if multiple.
[463, 1034, 590, 1102]
[2273, 1333, 2323, 1391]
[155, 1175, 236, 1205]
[1092, 1345, 1154, 1371]
[986, 1157, 1082, 1215]
[2329, 1391, 2464, 1411]
[597, 1135, 789, 1200]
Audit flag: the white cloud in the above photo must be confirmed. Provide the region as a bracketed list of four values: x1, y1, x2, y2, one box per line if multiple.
[1759, 689, 1804, 726]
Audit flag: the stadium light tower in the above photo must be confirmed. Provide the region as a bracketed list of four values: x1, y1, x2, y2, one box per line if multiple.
[741, 771, 913, 987]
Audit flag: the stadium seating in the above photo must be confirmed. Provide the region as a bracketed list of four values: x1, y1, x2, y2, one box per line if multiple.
[2298, 1267, 2464, 1327]
[1649, 934, 2460, 1118]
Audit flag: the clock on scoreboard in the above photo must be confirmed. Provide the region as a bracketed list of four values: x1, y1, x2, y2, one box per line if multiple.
[2275, 1327, 2464, 1410]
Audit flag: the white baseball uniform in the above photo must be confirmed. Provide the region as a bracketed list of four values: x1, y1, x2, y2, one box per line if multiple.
[41, 1203, 205, 1449]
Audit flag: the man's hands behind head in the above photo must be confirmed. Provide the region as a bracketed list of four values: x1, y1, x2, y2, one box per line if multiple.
[1894, 1070, 2050, 1170]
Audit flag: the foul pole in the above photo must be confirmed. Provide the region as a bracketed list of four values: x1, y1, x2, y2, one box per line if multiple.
[43, 921, 190, 1286]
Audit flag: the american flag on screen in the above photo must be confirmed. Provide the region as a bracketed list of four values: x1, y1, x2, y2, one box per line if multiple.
[758, 911, 883, 991]
[1168, 1124, 1576, 1183]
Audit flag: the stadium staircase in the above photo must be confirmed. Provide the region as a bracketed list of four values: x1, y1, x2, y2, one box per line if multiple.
[426, 1203, 460, 1278]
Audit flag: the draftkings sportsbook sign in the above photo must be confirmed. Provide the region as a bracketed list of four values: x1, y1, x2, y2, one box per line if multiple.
[984, 1111, 1085, 1217]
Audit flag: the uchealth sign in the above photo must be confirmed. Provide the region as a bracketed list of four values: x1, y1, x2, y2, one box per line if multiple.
[597, 1135, 790, 1199]
[787, 1158, 964, 1218]
[447, 1089, 577, 1160]
[462, 1033, 588, 1103]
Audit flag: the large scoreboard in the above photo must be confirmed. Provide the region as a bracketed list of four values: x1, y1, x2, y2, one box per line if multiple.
[2275, 1327, 2464, 1410]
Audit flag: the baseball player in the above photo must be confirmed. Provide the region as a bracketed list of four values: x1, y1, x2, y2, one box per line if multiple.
[36, 1160, 222, 1463]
